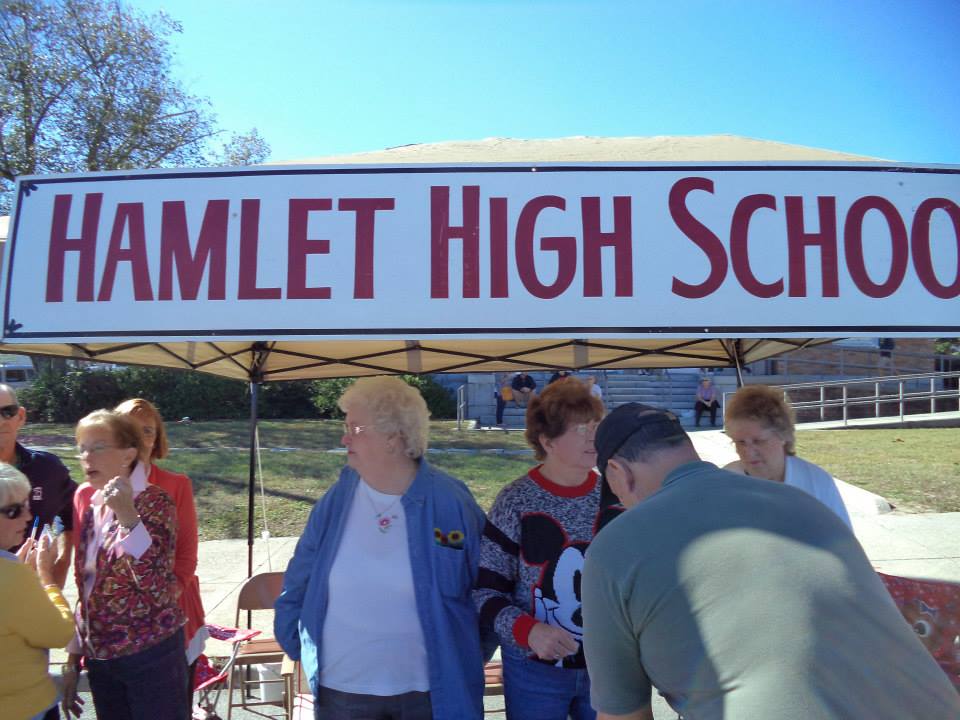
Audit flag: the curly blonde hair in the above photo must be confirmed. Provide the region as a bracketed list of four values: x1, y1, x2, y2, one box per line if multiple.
[338, 377, 430, 459]
[724, 385, 797, 455]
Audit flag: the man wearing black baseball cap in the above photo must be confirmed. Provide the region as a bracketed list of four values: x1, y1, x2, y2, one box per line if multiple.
[582, 403, 960, 720]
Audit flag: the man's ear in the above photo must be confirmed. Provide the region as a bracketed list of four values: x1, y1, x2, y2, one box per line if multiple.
[605, 458, 627, 496]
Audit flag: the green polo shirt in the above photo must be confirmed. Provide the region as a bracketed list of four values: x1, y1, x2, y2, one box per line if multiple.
[582, 461, 960, 719]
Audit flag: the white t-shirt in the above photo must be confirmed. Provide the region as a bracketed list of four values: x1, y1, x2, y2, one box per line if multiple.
[724, 456, 852, 529]
[320, 480, 429, 695]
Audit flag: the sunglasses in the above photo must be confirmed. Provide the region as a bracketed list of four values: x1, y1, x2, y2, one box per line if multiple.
[0, 404, 20, 419]
[1, 502, 28, 520]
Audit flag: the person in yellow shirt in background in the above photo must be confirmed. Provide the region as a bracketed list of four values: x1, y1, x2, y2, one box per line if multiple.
[0, 463, 75, 720]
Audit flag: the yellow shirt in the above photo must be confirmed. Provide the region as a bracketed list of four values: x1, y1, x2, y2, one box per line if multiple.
[0, 556, 75, 719]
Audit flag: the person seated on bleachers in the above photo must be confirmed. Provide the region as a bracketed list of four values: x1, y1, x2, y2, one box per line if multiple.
[511, 371, 537, 407]
[694, 377, 720, 427]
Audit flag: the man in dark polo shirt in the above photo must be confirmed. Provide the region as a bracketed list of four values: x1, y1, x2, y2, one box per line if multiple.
[1, 383, 76, 587]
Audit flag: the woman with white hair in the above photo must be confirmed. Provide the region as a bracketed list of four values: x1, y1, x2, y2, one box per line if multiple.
[275, 376, 489, 720]
[0, 462, 75, 720]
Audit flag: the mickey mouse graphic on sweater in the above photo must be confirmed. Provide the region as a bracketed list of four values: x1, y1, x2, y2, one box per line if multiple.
[473, 466, 623, 669]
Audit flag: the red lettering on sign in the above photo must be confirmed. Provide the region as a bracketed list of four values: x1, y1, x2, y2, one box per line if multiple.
[786, 196, 839, 297]
[45, 193, 101, 302]
[238, 199, 281, 300]
[910, 198, 960, 299]
[844, 196, 908, 298]
[287, 199, 332, 300]
[730, 194, 781, 298]
[489, 197, 510, 298]
[338, 197, 394, 299]
[97, 203, 153, 301]
[582, 196, 632, 297]
[159, 200, 228, 301]
[515, 195, 576, 299]
[669, 178, 727, 299]
[431, 186, 480, 298]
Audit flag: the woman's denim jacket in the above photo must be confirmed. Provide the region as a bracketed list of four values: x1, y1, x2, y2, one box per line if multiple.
[275, 461, 490, 719]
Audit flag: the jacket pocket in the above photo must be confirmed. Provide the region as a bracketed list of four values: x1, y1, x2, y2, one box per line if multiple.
[433, 545, 469, 598]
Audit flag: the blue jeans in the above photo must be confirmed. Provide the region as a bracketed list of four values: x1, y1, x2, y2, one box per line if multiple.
[314, 686, 432, 719]
[86, 628, 188, 720]
[501, 645, 595, 720]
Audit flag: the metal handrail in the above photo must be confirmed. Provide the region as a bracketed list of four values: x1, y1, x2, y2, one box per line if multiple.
[723, 371, 960, 427]
[747, 347, 959, 378]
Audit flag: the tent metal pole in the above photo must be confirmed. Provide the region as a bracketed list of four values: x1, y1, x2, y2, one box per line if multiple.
[247, 380, 259, 580]
[733, 340, 746, 387]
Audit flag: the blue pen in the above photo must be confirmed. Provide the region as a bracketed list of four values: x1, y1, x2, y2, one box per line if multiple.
[31, 515, 41, 540]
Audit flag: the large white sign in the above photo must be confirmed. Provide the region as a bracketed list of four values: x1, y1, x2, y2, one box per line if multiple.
[3, 162, 958, 342]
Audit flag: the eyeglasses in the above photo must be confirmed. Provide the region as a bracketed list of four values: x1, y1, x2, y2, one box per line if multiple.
[572, 421, 600, 436]
[75, 442, 117, 457]
[343, 424, 371, 436]
[0, 404, 20, 419]
[727, 433, 782, 450]
[1, 501, 28, 520]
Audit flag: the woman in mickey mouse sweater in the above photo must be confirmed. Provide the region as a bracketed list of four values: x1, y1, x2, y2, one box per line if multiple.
[473, 379, 621, 720]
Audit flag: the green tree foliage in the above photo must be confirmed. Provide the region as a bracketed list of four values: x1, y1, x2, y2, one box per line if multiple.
[0, 0, 270, 211]
[934, 338, 959, 356]
[310, 378, 355, 418]
[20, 366, 457, 422]
[217, 128, 270, 166]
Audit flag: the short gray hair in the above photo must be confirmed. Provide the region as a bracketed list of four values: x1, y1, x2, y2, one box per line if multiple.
[338, 377, 430, 459]
[0, 462, 30, 507]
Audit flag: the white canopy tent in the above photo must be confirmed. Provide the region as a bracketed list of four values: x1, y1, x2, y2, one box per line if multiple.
[3, 134, 957, 572]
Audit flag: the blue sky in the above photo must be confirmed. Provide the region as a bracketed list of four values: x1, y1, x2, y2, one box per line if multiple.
[131, 0, 960, 165]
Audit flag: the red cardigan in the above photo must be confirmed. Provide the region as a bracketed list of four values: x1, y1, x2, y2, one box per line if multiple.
[74, 464, 206, 647]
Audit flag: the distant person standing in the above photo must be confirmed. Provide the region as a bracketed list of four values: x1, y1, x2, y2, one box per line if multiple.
[495, 373, 511, 426]
[0, 384, 76, 588]
[879, 337, 897, 374]
[511, 371, 537, 407]
[693, 378, 720, 427]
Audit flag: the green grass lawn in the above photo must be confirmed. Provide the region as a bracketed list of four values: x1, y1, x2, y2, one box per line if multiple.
[21, 420, 960, 540]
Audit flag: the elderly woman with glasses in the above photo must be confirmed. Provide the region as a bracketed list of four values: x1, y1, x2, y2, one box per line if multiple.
[114, 398, 207, 703]
[275, 377, 489, 720]
[723, 385, 852, 528]
[473, 378, 621, 720]
[62, 410, 187, 719]
[0, 463, 75, 720]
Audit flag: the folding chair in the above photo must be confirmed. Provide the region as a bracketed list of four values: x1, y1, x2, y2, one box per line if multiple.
[225, 571, 287, 719]
[280, 655, 313, 720]
[483, 660, 504, 715]
[191, 624, 261, 720]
